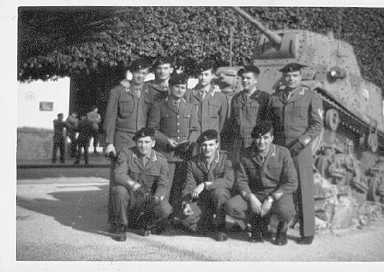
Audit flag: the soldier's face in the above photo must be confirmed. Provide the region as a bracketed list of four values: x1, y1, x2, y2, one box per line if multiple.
[136, 136, 155, 156]
[255, 131, 274, 153]
[171, 84, 187, 98]
[199, 69, 215, 87]
[200, 139, 219, 159]
[283, 71, 302, 88]
[155, 64, 173, 81]
[241, 72, 258, 91]
[132, 68, 149, 84]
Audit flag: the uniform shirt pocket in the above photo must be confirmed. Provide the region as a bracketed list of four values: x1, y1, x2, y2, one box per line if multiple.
[264, 165, 282, 182]
[208, 101, 220, 117]
[119, 97, 135, 117]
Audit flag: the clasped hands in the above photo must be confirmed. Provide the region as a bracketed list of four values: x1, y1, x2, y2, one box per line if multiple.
[248, 194, 274, 217]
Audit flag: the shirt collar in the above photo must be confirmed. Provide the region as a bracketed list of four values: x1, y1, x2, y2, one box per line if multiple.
[132, 149, 157, 162]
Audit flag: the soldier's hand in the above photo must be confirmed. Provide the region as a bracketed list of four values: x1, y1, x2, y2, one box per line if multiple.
[248, 194, 262, 215]
[260, 196, 274, 217]
[191, 183, 205, 199]
[104, 144, 116, 158]
[289, 141, 305, 157]
[131, 182, 142, 192]
[168, 138, 178, 148]
[152, 195, 163, 205]
[182, 202, 194, 216]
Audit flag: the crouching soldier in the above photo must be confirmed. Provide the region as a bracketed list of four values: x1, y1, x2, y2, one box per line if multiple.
[110, 128, 173, 241]
[224, 121, 298, 245]
[179, 129, 235, 241]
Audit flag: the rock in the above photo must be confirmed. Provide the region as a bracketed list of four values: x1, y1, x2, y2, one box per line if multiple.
[315, 216, 328, 230]
[331, 196, 358, 229]
[313, 173, 338, 199]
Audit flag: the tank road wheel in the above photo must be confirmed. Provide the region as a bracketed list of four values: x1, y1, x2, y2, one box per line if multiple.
[367, 132, 378, 153]
[325, 109, 340, 131]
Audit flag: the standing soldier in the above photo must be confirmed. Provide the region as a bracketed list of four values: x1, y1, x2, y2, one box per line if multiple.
[103, 58, 152, 225]
[74, 114, 94, 165]
[267, 63, 323, 245]
[65, 112, 79, 157]
[179, 129, 235, 241]
[148, 73, 200, 207]
[186, 60, 228, 134]
[52, 113, 66, 163]
[147, 56, 174, 103]
[87, 106, 102, 154]
[229, 65, 270, 163]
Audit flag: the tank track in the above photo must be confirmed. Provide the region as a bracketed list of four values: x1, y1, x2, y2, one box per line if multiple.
[313, 88, 384, 152]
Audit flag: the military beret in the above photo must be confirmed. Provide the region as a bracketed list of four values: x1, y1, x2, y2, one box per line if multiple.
[197, 59, 217, 73]
[133, 127, 156, 141]
[130, 58, 151, 72]
[238, 65, 260, 76]
[169, 72, 189, 86]
[251, 121, 274, 139]
[197, 129, 219, 145]
[152, 56, 174, 69]
[279, 63, 307, 73]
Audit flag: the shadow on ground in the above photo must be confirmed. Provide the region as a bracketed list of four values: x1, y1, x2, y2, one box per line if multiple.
[17, 185, 112, 237]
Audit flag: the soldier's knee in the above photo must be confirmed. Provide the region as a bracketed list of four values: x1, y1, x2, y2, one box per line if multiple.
[211, 188, 230, 202]
[111, 185, 129, 199]
[273, 196, 295, 222]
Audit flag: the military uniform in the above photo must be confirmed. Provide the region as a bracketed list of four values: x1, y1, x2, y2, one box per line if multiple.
[229, 89, 270, 161]
[111, 147, 173, 229]
[65, 115, 79, 157]
[225, 144, 298, 224]
[52, 118, 66, 163]
[267, 83, 323, 238]
[74, 118, 93, 165]
[148, 96, 201, 205]
[146, 80, 170, 104]
[180, 151, 234, 232]
[186, 85, 228, 134]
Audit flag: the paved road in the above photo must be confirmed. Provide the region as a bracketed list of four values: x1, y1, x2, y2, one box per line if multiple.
[16, 177, 384, 261]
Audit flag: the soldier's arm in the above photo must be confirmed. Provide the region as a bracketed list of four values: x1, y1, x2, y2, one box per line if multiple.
[236, 162, 252, 200]
[299, 91, 323, 145]
[147, 102, 169, 147]
[154, 157, 170, 198]
[182, 160, 198, 198]
[204, 159, 235, 191]
[218, 94, 228, 132]
[271, 148, 298, 199]
[113, 149, 139, 189]
[188, 104, 201, 143]
[103, 87, 120, 145]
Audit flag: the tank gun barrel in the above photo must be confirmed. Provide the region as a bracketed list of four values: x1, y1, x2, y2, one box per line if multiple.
[232, 7, 282, 47]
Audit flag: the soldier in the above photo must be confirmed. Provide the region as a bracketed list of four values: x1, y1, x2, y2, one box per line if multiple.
[179, 129, 235, 241]
[103, 58, 152, 225]
[52, 113, 66, 163]
[65, 112, 79, 157]
[146, 56, 174, 103]
[229, 65, 270, 163]
[224, 121, 298, 245]
[267, 63, 323, 245]
[148, 73, 200, 207]
[110, 128, 173, 241]
[87, 106, 102, 154]
[186, 60, 228, 134]
[74, 114, 93, 165]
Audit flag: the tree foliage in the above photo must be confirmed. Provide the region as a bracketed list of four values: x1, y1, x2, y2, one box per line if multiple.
[18, 6, 384, 92]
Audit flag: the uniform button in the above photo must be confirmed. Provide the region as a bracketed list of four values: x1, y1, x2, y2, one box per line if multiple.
[177, 130, 180, 133]
[177, 123, 180, 126]
[177, 115, 180, 119]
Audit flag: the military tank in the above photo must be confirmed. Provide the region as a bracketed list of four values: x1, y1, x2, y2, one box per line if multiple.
[230, 7, 384, 171]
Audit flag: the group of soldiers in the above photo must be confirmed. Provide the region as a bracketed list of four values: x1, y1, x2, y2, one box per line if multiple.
[103, 56, 323, 246]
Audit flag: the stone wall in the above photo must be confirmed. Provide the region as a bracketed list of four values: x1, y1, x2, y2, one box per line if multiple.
[17, 127, 55, 161]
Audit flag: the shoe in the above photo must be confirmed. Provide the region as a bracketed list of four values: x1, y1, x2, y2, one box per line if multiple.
[262, 231, 273, 241]
[249, 230, 263, 243]
[273, 232, 288, 246]
[142, 229, 151, 237]
[215, 231, 228, 242]
[297, 236, 314, 245]
[113, 225, 127, 242]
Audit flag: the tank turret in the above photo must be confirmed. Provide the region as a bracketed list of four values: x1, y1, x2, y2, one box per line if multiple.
[231, 7, 384, 159]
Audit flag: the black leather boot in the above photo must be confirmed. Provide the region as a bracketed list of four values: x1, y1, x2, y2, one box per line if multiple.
[249, 216, 263, 243]
[113, 225, 127, 242]
[273, 221, 288, 246]
[297, 235, 314, 245]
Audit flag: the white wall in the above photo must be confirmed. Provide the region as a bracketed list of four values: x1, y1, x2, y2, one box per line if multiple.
[17, 77, 70, 129]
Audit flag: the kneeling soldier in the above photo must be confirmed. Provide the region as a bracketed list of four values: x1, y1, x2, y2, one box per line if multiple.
[224, 121, 298, 245]
[180, 129, 235, 241]
[110, 128, 173, 241]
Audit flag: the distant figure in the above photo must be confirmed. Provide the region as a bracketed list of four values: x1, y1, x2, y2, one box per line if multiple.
[74, 114, 94, 165]
[87, 106, 102, 154]
[65, 112, 79, 157]
[52, 113, 66, 163]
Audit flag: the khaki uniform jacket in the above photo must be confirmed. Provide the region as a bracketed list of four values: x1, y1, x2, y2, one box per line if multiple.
[113, 147, 169, 198]
[237, 144, 298, 197]
[267, 85, 323, 147]
[103, 80, 152, 145]
[146, 80, 170, 103]
[186, 85, 228, 133]
[183, 151, 235, 198]
[230, 89, 271, 148]
[148, 96, 201, 162]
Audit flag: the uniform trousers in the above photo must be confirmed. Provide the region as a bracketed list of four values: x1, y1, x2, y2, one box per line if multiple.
[110, 185, 173, 228]
[180, 188, 231, 232]
[52, 136, 65, 162]
[224, 193, 296, 224]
